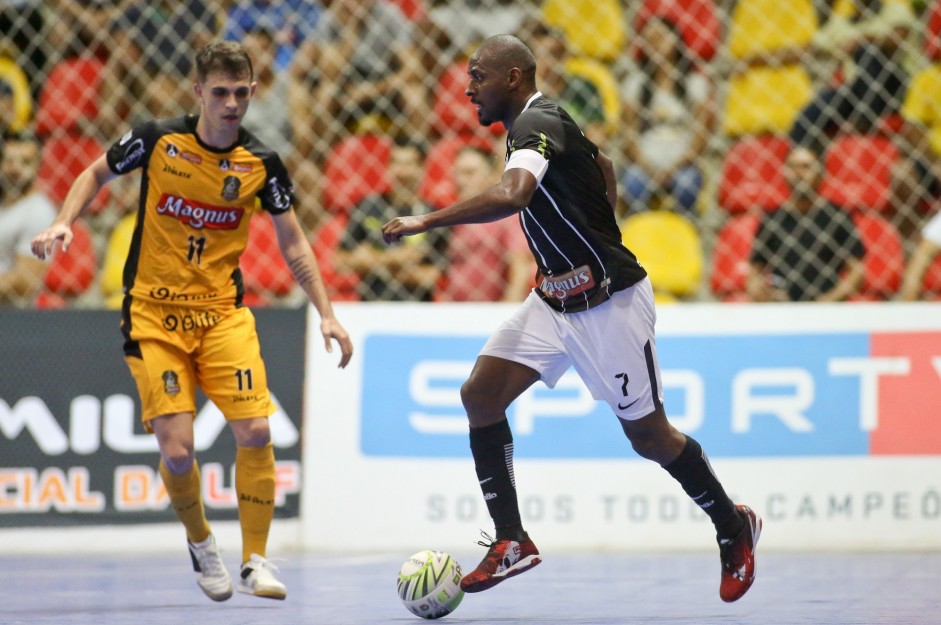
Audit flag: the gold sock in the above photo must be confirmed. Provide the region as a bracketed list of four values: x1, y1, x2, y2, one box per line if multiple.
[159, 459, 211, 544]
[236, 443, 276, 563]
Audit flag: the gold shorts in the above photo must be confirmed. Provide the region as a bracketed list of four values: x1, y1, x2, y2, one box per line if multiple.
[123, 300, 274, 430]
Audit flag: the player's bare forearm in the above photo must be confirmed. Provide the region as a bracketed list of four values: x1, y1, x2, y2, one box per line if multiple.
[382, 169, 535, 243]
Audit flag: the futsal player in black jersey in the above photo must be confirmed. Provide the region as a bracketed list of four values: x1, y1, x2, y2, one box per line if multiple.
[382, 34, 761, 603]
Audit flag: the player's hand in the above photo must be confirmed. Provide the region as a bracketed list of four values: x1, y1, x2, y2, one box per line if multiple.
[31, 224, 73, 260]
[382, 215, 428, 244]
[321, 317, 354, 369]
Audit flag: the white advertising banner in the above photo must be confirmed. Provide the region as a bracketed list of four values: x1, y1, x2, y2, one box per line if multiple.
[302, 302, 941, 553]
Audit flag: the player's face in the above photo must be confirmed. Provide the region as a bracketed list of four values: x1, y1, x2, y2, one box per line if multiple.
[466, 54, 508, 127]
[0, 139, 40, 194]
[195, 71, 256, 130]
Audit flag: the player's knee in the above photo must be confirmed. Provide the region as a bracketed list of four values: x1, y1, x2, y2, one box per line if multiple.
[460, 377, 502, 418]
[162, 448, 195, 474]
[232, 417, 271, 447]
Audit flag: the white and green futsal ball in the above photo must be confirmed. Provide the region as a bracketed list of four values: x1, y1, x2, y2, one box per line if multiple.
[397, 550, 464, 619]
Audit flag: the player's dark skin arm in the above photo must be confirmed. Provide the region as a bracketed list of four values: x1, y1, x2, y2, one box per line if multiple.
[382, 168, 537, 242]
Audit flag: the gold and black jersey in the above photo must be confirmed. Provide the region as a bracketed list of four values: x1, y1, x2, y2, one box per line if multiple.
[106, 115, 294, 309]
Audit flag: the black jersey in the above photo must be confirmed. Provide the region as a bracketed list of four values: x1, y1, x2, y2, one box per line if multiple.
[508, 94, 646, 313]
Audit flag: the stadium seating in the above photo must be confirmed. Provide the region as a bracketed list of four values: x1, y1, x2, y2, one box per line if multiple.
[920, 250, 941, 300]
[852, 212, 904, 300]
[240, 213, 295, 307]
[542, 0, 626, 62]
[34, 56, 104, 137]
[717, 135, 791, 214]
[312, 215, 360, 302]
[621, 210, 703, 299]
[926, 0, 941, 60]
[323, 134, 392, 214]
[0, 56, 32, 132]
[820, 135, 899, 213]
[710, 213, 760, 300]
[564, 56, 621, 133]
[38, 134, 111, 213]
[634, 0, 721, 62]
[35, 221, 97, 309]
[420, 134, 496, 209]
[723, 0, 817, 136]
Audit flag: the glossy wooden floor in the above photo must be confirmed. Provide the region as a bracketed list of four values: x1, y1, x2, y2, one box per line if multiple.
[5, 550, 939, 624]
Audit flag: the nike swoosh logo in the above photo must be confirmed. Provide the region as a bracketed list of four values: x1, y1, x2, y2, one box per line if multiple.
[617, 398, 640, 410]
[478, 477, 493, 485]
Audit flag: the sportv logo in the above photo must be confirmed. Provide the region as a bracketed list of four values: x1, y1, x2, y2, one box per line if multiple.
[0, 393, 299, 455]
[359, 332, 941, 458]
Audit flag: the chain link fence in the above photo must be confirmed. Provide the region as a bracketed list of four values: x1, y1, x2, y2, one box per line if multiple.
[2, 0, 939, 307]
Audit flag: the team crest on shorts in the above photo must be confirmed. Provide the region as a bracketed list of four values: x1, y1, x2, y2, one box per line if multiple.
[162, 370, 181, 395]
[221, 175, 241, 200]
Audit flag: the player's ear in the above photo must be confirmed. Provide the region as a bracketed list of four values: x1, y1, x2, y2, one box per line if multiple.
[250, 81, 258, 98]
[193, 81, 202, 100]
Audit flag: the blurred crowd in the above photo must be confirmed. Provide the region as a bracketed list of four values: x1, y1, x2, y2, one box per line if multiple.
[2, 0, 941, 308]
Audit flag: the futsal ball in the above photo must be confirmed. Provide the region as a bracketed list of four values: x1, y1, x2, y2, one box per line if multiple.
[396, 550, 464, 619]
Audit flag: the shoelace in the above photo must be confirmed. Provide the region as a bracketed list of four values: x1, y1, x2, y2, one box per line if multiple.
[475, 530, 497, 549]
[195, 544, 227, 577]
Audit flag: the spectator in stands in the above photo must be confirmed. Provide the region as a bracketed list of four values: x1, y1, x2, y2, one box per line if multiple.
[438, 146, 533, 302]
[240, 25, 321, 233]
[747, 147, 866, 302]
[101, 0, 217, 137]
[789, 0, 915, 155]
[0, 131, 57, 306]
[427, 0, 532, 55]
[620, 15, 713, 217]
[890, 48, 941, 239]
[0, 0, 49, 99]
[290, 0, 425, 160]
[900, 209, 941, 301]
[527, 21, 607, 146]
[335, 138, 448, 301]
[224, 0, 324, 71]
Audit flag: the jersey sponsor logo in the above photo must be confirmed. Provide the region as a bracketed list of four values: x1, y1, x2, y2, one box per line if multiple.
[232, 163, 252, 173]
[538, 265, 595, 301]
[162, 164, 191, 179]
[155, 193, 245, 230]
[114, 138, 145, 173]
[180, 151, 202, 165]
[221, 175, 241, 201]
[266, 176, 291, 210]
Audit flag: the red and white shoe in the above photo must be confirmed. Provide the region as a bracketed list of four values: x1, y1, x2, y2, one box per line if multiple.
[718, 504, 762, 602]
[460, 532, 542, 593]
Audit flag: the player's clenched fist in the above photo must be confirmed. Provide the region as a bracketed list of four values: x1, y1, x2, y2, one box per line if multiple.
[382, 215, 429, 244]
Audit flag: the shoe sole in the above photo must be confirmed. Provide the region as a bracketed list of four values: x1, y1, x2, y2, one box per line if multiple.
[198, 583, 233, 602]
[238, 585, 287, 600]
[460, 555, 542, 593]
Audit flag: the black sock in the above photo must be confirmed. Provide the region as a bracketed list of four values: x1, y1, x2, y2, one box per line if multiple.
[663, 435, 744, 540]
[469, 419, 526, 541]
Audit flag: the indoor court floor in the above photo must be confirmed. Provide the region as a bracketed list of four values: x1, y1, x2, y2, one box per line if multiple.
[5, 551, 939, 624]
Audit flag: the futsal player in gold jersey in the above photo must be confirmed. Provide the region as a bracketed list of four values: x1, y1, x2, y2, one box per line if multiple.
[31, 42, 353, 602]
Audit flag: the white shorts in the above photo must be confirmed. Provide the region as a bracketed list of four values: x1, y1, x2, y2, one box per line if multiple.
[479, 277, 664, 420]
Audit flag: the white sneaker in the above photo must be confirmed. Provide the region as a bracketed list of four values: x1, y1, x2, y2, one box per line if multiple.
[238, 554, 287, 600]
[187, 534, 233, 601]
